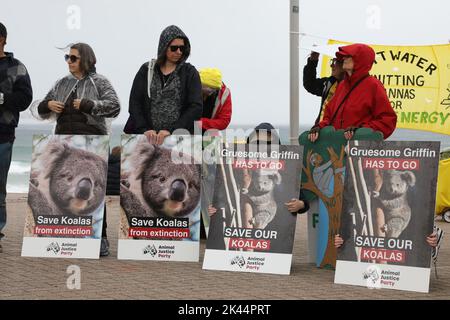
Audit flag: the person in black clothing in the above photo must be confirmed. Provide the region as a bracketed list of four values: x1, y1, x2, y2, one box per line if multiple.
[248, 123, 309, 214]
[303, 51, 345, 125]
[126, 25, 202, 143]
[0, 22, 33, 252]
[208, 123, 310, 217]
[206, 123, 309, 249]
[106, 146, 121, 196]
[100, 145, 121, 252]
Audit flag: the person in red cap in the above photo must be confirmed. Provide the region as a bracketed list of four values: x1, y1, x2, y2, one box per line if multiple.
[308, 43, 397, 142]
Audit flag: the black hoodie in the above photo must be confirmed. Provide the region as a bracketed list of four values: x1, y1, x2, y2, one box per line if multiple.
[246, 122, 281, 144]
[128, 25, 202, 134]
[106, 153, 120, 196]
[0, 52, 32, 141]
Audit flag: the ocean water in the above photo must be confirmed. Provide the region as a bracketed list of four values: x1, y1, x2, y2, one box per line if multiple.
[6, 124, 450, 193]
[7, 124, 122, 193]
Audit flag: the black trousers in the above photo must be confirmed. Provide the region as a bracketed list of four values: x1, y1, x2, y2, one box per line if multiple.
[102, 204, 107, 238]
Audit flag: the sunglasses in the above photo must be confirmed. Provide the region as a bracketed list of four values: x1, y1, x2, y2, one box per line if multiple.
[169, 45, 185, 53]
[330, 58, 343, 67]
[64, 54, 81, 63]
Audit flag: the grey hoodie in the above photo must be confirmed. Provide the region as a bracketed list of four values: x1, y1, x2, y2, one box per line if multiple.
[31, 72, 120, 135]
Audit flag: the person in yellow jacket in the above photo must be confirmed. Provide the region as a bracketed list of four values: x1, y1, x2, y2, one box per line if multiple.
[436, 157, 450, 222]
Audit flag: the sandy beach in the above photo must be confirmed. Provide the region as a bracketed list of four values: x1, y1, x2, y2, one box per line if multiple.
[0, 193, 449, 300]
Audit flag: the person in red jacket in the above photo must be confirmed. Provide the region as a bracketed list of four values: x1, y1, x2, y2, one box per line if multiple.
[309, 43, 397, 142]
[199, 68, 232, 132]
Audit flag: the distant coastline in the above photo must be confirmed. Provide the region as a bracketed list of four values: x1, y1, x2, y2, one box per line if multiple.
[7, 124, 449, 193]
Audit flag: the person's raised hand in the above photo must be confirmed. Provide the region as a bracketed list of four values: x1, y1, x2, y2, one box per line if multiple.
[310, 51, 320, 61]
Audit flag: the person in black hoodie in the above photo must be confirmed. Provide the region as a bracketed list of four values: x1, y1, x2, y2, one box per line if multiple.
[0, 22, 33, 252]
[126, 25, 202, 142]
[106, 146, 121, 196]
[303, 51, 344, 126]
[247, 123, 309, 214]
[207, 123, 309, 217]
[205, 123, 309, 249]
[100, 146, 121, 254]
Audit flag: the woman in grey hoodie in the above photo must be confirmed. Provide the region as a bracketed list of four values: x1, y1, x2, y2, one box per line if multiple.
[32, 43, 120, 135]
[31, 43, 120, 256]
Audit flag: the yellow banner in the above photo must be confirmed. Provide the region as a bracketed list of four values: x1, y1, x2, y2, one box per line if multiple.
[321, 40, 450, 135]
[436, 158, 450, 214]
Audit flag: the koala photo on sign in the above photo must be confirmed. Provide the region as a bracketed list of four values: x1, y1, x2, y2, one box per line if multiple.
[24, 135, 109, 240]
[205, 143, 302, 254]
[119, 135, 201, 242]
[337, 140, 440, 271]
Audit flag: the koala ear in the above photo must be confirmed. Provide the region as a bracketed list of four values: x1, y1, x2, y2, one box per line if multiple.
[41, 140, 69, 179]
[132, 140, 157, 180]
[272, 172, 282, 185]
[402, 171, 416, 187]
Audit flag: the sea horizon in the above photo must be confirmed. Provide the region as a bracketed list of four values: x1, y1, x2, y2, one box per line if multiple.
[6, 123, 450, 193]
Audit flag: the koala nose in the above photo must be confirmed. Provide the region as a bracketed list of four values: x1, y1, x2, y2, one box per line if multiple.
[76, 178, 92, 200]
[169, 179, 186, 202]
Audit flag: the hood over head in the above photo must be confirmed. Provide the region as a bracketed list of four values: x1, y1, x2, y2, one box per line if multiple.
[157, 25, 191, 64]
[247, 123, 281, 144]
[336, 43, 375, 80]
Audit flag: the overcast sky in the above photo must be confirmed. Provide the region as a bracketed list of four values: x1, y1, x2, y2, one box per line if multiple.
[2, 0, 450, 127]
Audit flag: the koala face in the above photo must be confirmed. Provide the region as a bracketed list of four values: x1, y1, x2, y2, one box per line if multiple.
[250, 170, 281, 194]
[382, 170, 416, 198]
[46, 143, 107, 216]
[139, 146, 200, 218]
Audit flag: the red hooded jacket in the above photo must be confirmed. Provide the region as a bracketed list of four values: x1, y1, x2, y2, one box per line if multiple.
[318, 44, 397, 139]
[201, 83, 232, 131]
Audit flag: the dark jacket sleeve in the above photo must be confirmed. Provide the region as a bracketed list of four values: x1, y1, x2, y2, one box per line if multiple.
[3, 69, 32, 112]
[173, 65, 203, 133]
[37, 99, 51, 115]
[303, 58, 327, 97]
[297, 189, 310, 214]
[128, 63, 150, 134]
[106, 156, 120, 196]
